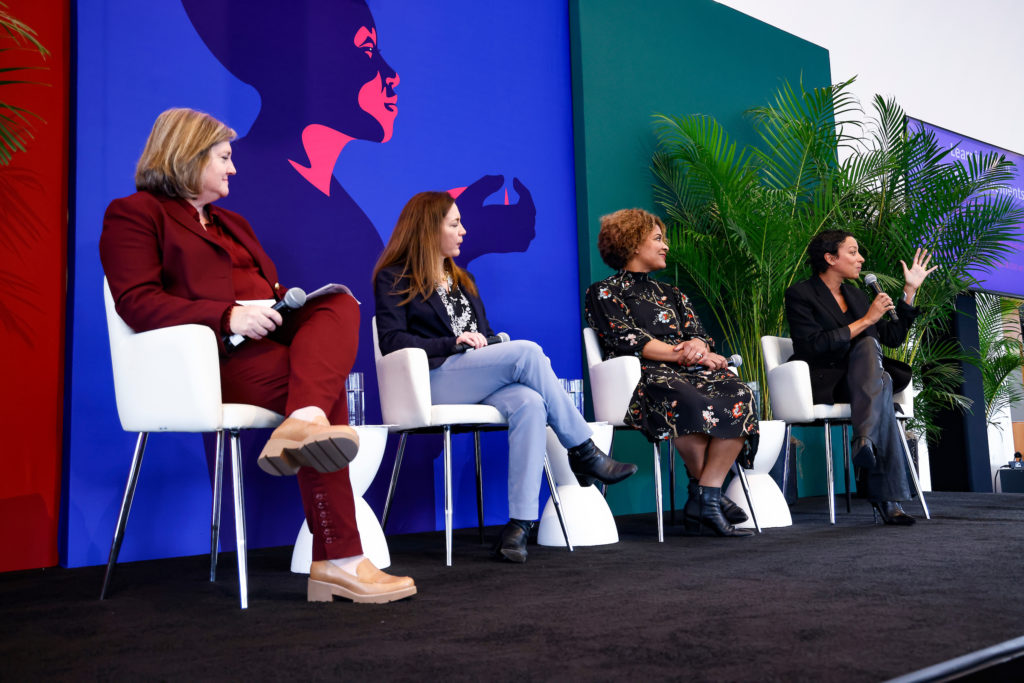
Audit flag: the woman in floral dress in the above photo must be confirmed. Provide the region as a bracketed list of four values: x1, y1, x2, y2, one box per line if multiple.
[585, 209, 758, 537]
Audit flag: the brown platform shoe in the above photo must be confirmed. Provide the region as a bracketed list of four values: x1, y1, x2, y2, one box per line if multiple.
[257, 416, 359, 476]
[307, 559, 417, 604]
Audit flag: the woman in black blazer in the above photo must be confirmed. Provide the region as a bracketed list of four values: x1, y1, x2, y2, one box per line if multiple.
[373, 191, 636, 562]
[784, 229, 935, 525]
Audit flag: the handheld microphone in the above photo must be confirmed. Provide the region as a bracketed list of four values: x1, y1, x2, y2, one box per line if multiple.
[864, 274, 898, 322]
[685, 354, 742, 372]
[224, 287, 307, 349]
[453, 331, 510, 353]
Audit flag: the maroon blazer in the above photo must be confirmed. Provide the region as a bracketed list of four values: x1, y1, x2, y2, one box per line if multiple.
[99, 191, 284, 351]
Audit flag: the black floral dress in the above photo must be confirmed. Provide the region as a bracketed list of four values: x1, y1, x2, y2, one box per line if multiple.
[585, 271, 758, 468]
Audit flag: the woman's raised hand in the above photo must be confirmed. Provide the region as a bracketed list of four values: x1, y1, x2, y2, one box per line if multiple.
[901, 248, 938, 292]
[229, 304, 282, 340]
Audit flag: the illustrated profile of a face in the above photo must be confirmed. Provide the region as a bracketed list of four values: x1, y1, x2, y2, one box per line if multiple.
[183, 0, 399, 142]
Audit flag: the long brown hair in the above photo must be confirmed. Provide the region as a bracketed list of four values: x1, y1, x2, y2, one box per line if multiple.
[373, 191, 478, 303]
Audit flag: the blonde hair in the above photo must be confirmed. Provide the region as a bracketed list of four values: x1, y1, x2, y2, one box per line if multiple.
[373, 191, 478, 304]
[597, 208, 666, 270]
[135, 108, 236, 199]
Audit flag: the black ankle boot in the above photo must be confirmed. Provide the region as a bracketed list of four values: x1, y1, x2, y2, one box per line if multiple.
[567, 439, 638, 487]
[683, 485, 753, 537]
[492, 519, 532, 563]
[851, 436, 876, 469]
[687, 477, 747, 525]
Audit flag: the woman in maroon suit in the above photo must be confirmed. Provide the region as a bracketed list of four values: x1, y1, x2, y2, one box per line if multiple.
[100, 108, 415, 603]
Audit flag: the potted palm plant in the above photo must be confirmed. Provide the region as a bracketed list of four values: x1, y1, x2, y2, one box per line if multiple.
[651, 78, 1024, 442]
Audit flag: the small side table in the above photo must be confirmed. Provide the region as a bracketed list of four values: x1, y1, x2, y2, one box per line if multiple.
[725, 420, 792, 528]
[291, 424, 392, 573]
[538, 422, 619, 547]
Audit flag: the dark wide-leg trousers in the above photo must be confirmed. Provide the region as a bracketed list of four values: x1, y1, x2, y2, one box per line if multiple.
[219, 292, 362, 561]
[846, 336, 912, 503]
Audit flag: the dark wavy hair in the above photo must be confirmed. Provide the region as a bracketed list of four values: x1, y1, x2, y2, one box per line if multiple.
[597, 208, 666, 270]
[807, 229, 855, 274]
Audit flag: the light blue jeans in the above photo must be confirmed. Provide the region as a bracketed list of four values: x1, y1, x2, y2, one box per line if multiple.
[429, 340, 592, 520]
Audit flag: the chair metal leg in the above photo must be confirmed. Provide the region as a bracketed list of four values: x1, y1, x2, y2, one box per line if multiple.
[210, 430, 225, 582]
[100, 432, 148, 600]
[653, 441, 664, 542]
[228, 429, 248, 609]
[781, 423, 793, 501]
[897, 419, 931, 520]
[474, 431, 484, 544]
[841, 423, 851, 513]
[443, 425, 453, 567]
[733, 463, 761, 533]
[543, 455, 573, 552]
[381, 433, 408, 529]
[824, 420, 836, 524]
[669, 444, 676, 525]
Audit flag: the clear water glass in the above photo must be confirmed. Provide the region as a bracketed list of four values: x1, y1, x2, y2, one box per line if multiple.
[346, 372, 365, 426]
[559, 378, 585, 415]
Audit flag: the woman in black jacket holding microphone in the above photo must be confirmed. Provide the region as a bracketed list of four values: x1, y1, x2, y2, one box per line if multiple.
[785, 230, 935, 525]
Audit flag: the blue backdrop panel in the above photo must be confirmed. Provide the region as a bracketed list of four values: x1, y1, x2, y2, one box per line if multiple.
[68, 0, 579, 566]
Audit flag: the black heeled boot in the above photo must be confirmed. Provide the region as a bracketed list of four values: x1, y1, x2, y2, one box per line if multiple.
[683, 485, 753, 537]
[851, 436, 876, 469]
[492, 519, 533, 563]
[687, 476, 747, 525]
[870, 501, 916, 526]
[567, 439, 638, 487]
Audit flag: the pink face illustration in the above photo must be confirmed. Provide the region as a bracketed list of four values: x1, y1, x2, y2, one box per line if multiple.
[354, 26, 399, 142]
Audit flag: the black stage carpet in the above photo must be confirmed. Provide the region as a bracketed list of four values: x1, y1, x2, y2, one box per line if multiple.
[3, 492, 1024, 681]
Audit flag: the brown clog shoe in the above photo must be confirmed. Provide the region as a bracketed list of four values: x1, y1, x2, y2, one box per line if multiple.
[257, 416, 359, 476]
[307, 559, 417, 604]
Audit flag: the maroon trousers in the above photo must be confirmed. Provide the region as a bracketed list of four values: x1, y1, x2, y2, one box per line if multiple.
[219, 292, 362, 561]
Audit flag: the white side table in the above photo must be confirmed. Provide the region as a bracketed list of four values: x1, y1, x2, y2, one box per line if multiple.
[538, 422, 619, 546]
[725, 419, 791, 528]
[291, 424, 392, 573]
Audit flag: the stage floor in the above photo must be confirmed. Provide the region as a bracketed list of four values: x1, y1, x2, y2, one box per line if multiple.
[3, 491, 1023, 681]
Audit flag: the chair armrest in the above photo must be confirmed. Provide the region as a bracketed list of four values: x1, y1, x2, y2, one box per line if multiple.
[766, 360, 815, 423]
[375, 347, 433, 430]
[589, 356, 641, 426]
[111, 324, 223, 432]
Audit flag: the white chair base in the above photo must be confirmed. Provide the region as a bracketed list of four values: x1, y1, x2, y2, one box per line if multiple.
[725, 420, 791, 529]
[538, 422, 618, 547]
[291, 425, 392, 572]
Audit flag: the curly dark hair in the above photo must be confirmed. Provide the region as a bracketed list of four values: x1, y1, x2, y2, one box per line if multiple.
[807, 229, 855, 274]
[597, 208, 666, 270]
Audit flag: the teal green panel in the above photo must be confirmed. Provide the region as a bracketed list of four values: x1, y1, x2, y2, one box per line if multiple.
[571, 0, 831, 516]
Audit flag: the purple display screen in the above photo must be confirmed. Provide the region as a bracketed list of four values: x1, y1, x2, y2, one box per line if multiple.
[909, 117, 1024, 298]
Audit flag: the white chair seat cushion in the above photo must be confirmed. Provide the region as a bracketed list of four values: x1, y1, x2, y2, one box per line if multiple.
[812, 403, 852, 420]
[429, 404, 506, 427]
[221, 404, 285, 431]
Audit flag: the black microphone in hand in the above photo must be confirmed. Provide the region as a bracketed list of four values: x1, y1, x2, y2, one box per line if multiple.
[452, 331, 510, 353]
[864, 274, 898, 322]
[685, 354, 742, 372]
[224, 287, 307, 349]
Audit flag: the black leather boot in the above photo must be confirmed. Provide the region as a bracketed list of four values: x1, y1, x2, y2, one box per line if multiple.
[492, 519, 532, 563]
[567, 439, 637, 487]
[871, 501, 916, 526]
[687, 477, 747, 525]
[683, 485, 753, 537]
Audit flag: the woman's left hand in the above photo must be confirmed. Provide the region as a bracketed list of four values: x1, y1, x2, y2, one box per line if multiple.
[455, 331, 489, 350]
[672, 338, 709, 365]
[901, 248, 937, 292]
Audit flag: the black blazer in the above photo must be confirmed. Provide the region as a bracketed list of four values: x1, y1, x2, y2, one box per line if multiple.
[374, 265, 495, 369]
[784, 276, 917, 403]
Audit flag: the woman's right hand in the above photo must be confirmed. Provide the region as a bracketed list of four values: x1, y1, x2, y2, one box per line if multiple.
[864, 292, 894, 325]
[455, 331, 489, 349]
[229, 305, 282, 340]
